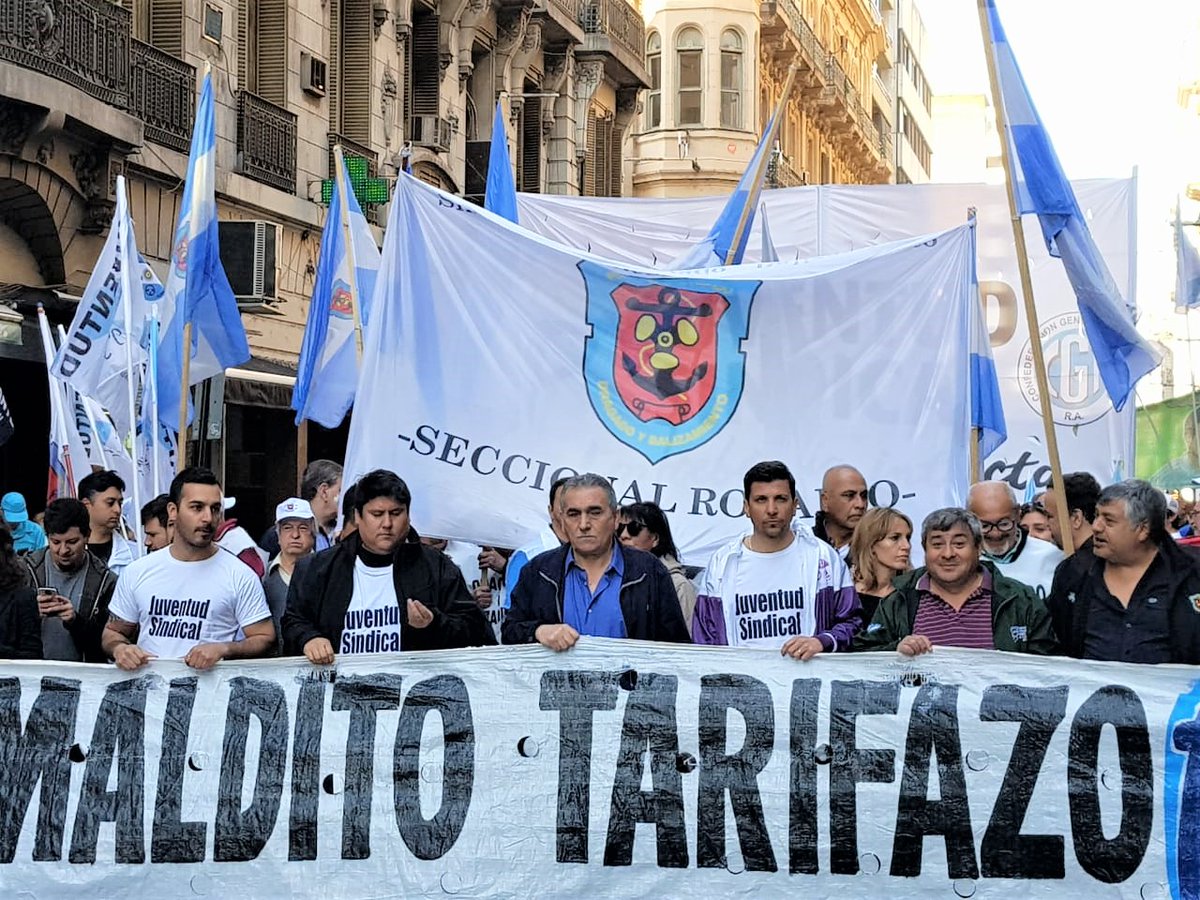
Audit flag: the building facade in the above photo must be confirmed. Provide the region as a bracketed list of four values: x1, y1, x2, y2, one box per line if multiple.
[627, 0, 893, 197]
[884, 0, 932, 184]
[0, 0, 645, 530]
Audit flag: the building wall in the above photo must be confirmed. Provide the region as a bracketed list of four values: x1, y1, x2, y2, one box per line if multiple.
[930, 93, 1002, 185]
[891, 0, 932, 183]
[629, 0, 892, 197]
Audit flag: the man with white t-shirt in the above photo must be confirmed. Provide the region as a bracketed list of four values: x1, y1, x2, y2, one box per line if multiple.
[693, 460, 863, 658]
[967, 481, 1064, 599]
[281, 469, 494, 663]
[102, 467, 275, 671]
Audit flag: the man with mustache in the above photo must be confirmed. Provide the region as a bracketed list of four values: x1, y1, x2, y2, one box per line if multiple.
[102, 467, 275, 671]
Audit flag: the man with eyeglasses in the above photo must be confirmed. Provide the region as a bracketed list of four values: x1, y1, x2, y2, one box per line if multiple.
[967, 481, 1063, 599]
[814, 465, 869, 562]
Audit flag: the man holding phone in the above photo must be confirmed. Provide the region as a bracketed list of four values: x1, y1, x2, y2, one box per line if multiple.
[20, 498, 115, 662]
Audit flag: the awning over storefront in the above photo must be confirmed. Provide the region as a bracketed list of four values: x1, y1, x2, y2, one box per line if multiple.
[224, 357, 297, 410]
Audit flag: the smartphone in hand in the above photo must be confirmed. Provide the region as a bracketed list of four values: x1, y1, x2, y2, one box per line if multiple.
[37, 587, 60, 617]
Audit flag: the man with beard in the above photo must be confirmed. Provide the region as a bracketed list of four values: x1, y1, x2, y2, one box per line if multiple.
[693, 460, 862, 658]
[103, 467, 274, 671]
[967, 480, 1063, 598]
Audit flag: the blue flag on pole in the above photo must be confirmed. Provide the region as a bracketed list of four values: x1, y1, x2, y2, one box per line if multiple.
[968, 220, 1007, 458]
[1176, 202, 1200, 310]
[985, 0, 1159, 411]
[485, 101, 519, 224]
[156, 70, 251, 426]
[672, 113, 777, 269]
[292, 155, 382, 427]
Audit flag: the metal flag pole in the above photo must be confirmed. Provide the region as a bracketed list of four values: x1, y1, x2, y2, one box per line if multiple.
[976, 0, 1074, 555]
[723, 65, 799, 267]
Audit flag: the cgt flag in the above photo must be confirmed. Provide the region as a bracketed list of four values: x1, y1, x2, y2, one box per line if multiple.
[292, 149, 381, 427]
[156, 70, 250, 427]
[345, 175, 975, 559]
[985, 0, 1160, 411]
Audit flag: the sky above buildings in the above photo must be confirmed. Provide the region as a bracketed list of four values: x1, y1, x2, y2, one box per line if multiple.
[919, 0, 1199, 384]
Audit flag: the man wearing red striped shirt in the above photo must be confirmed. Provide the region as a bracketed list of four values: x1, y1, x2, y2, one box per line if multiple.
[856, 507, 1056, 656]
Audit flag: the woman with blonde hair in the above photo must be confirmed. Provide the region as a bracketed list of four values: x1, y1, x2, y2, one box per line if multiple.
[849, 507, 913, 623]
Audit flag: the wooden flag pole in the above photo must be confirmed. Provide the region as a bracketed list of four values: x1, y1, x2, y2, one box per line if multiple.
[723, 65, 799, 267]
[977, 0, 1073, 555]
[296, 420, 308, 494]
[967, 207, 982, 485]
[176, 321, 192, 473]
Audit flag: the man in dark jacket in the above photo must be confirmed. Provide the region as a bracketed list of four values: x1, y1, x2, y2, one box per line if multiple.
[503, 473, 691, 649]
[1049, 479, 1200, 664]
[857, 507, 1055, 655]
[21, 498, 115, 662]
[281, 469, 493, 662]
[1042, 471, 1101, 647]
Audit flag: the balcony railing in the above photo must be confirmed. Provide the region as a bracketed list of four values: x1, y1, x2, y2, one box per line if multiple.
[545, 0, 582, 27]
[580, 0, 645, 65]
[0, 0, 130, 107]
[237, 90, 297, 194]
[873, 72, 894, 110]
[131, 40, 195, 153]
[766, 154, 806, 189]
[327, 133, 378, 178]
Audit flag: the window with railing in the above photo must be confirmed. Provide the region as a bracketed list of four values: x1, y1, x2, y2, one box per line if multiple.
[720, 29, 742, 129]
[676, 26, 703, 127]
[646, 32, 661, 128]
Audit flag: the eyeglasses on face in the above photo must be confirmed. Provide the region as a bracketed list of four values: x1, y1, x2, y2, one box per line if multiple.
[979, 518, 1017, 534]
[617, 521, 647, 538]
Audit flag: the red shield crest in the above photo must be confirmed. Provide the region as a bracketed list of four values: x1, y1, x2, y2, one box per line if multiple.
[611, 284, 729, 425]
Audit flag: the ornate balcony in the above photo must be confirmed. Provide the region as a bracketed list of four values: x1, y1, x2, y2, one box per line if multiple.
[236, 90, 297, 194]
[766, 154, 806, 189]
[327, 133, 378, 178]
[130, 40, 195, 153]
[579, 0, 646, 80]
[759, 0, 826, 94]
[0, 0, 130, 107]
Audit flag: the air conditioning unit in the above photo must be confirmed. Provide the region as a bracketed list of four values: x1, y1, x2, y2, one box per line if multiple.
[218, 221, 280, 310]
[409, 115, 452, 154]
[301, 52, 327, 97]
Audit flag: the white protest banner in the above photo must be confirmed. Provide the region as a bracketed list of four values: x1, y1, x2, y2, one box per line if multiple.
[344, 176, 974, 559]
[2, 643, 1198, 898]
[518, 179, 1139, 490]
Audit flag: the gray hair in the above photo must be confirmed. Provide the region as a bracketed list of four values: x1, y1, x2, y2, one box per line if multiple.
[558, 473, 618, 511]
[1097, 479, 1168, 543]
[967, 480, 1019, 509]
[300, 459, 343, 501]
[921, 507, 983, 547]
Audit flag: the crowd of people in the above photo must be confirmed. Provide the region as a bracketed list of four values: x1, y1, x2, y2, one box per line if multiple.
[1, 455, 1197, 667]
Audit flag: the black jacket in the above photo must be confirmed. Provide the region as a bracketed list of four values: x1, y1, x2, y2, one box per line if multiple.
[1047, 537, 1095, 652]
[0, 584, 41, 659]
[20, 549, 115, 663]
[1048, 537, 1200, 663]
[281, 529, 495, 656]
[502, 543, 692, 645]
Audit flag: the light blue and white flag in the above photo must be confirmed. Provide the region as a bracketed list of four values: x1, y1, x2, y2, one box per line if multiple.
[485, 100, 519, 224]
[986, 0, 1159, 411]
[672, 113, 778, 269]
[292, 150, 381, 427]
[1176, 202, 1200, 311]
[156, 70, 251, 427]
[968, 221, 1006, 458]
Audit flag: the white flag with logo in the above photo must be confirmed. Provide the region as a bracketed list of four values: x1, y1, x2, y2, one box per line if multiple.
[345, 176, 975, 560]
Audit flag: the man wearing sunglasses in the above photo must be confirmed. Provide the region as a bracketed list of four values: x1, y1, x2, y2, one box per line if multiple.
[967, 481, 1063, 599]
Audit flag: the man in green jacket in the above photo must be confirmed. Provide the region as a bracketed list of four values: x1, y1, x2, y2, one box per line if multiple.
[857, 507, 1056, 655]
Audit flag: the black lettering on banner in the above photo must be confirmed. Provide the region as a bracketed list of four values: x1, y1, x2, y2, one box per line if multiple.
[393, 675, 474, 860]
[502, 455, 531, 485]
[469, 445, 499, 476]
[789, 679, 820, 875]
[0, 677, 80, 863]
[829, 680, 899, 874]
[697, 674, 777, 872]
[1068, 685, 1152, 883]
[151, 677, 206, 863]
[437, 432, 469, 467]
[528, 458, 550, 490]
[650, 483, 677, 513]
[603, 673, 686, 868]
[412, 425, 438, 456]
[868, 480, 900, 509]
[540, 670, 620, 863]
[214, 677, 289, 862]
[289, 679, 327, 861]
[69, 677, 149, 864]
[333, 674, 403, 860]
[549, 466, 577, 485]
[890, 684, 978, 879]
[979, 684, 1067, 879]
[690, 488, 717, 517]
[719, 489, 744, 517]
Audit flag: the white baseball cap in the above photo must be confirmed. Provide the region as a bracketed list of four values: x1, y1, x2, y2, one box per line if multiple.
[276, 497, 315, 523]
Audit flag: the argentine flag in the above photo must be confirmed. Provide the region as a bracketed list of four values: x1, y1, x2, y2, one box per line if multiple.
[484, 100, 519, 224]
[968, 220, 1006, 458]
[156, 70, 251, 426]
[292, 149, 381, 427]
[986, 0, 1159, 411]
[1176, 203, 1200, 311]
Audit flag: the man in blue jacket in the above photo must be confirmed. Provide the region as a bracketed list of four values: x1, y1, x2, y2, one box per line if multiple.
[502, 473, 691, 649]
